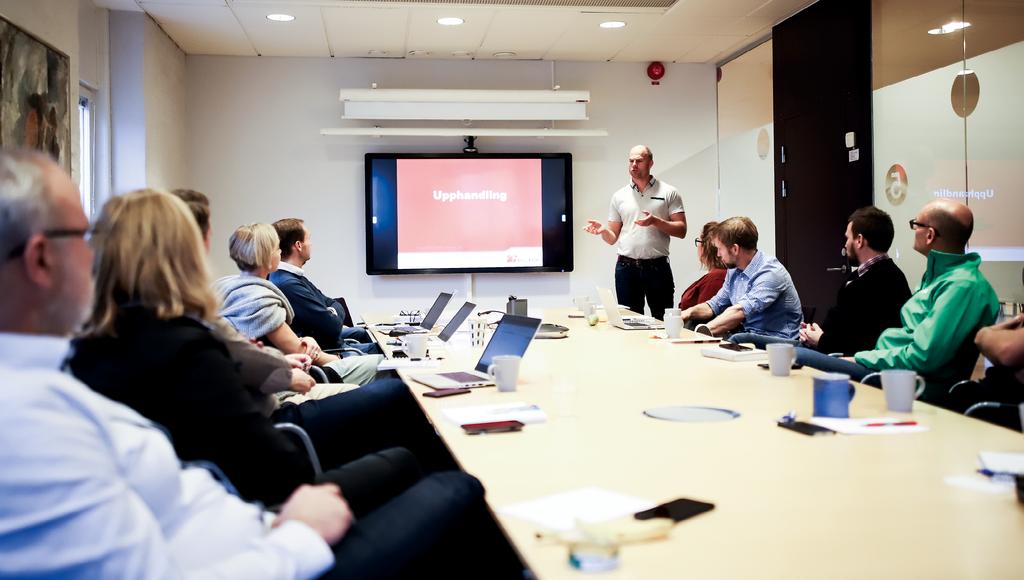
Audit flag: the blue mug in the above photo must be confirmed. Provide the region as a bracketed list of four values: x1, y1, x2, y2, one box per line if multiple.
[813, 373, 856, 418]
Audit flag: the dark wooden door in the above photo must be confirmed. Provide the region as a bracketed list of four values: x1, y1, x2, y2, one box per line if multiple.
[773, 0, 873, 321]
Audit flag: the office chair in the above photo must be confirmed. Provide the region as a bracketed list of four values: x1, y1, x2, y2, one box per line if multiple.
[274, 423, 322, 476]
[947, 370, 1023, 432]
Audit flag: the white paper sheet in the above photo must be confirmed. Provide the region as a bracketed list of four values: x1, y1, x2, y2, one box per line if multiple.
[808, 417, 929, 435]
[376, 359, 442, 371]
[978, 451, 1024, 475]
[441, 402, 547, 426]
[499, 487, 656, 532]
[943, 475, 1015, 495]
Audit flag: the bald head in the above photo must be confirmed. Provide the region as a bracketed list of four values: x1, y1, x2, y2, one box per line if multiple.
[923, 199, 973, 252]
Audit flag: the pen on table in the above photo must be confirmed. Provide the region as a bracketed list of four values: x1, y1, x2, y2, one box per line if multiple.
[863, 420, 918, 427]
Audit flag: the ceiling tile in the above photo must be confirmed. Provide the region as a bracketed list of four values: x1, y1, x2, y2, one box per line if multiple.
[478, 10, 576, 57]
[231, 4, 329, 57]
[671, 0, 774, 19]
[322, 6, 407, 58]
[93, 0, 143, 10]
[544, 12, 662, 61]
[142, 3, 255, 55]
[406, 7, 496, 54]
[680, 34, 748, 62]
[614, 34, 703, 62]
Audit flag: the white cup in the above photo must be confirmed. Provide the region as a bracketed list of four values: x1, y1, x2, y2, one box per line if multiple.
[488, 355, 521, 392]
[766, 343, 796, 376]
[664, 314, 683, 339]
[664, 308, 682, 318]
[874, 370, 925, 413]
[405, 334, 428, 359]
[468, 316, 487, 347]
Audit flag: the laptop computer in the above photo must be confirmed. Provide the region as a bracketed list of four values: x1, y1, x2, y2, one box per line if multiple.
[390, 292, 453, 335]
[410, 314, 542, 389]
[596, 287, 664, 330]
[394, 302, 476, 349]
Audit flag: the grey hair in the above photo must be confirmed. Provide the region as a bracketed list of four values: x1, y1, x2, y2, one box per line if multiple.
[0, 150, 58, 258]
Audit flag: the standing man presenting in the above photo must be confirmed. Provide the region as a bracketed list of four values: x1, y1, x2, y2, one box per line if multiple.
[584, 145, 687, 320]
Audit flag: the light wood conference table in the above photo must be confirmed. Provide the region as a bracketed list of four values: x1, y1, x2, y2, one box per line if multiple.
[367, 309, 1024, 579]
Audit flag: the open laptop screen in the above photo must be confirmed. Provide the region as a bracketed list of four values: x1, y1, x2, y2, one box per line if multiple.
[437, 302, 475, 342]
[475, 314, 542, 373]
[420, 292, 453, 328]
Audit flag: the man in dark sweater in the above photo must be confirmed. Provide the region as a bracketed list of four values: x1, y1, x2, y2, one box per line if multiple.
[800, 206, 911, 355]
[270, 218, 380, 355]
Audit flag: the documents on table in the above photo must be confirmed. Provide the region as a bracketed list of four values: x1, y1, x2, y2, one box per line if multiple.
[808, 417, 929, 435]
[442, 401, 547, 426]
[978, 451, 1024, 475]
[377, 358, 442, 371]
[699, 346, 768, 362]
[499, 487, 656, 533]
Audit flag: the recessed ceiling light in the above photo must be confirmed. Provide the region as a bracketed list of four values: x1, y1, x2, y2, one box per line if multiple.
[957, 69, 975, 76]
[367, 50, 389, 56]
[437, 17, 464, 26]
[492, 51, 517, 58]
[451, 50, 473, 57]
[408, 50, 431, 57]
[266, 13, 295, 22]
[600, 21, 626, 29]
[928, 20, 970, 34]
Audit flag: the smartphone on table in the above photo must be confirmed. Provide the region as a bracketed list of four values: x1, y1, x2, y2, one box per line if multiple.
[462, 420, 524, 435]
[635, 498, 715, 522]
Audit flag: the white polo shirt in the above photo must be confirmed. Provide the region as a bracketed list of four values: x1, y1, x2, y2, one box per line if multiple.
[608, 177, 685, 259]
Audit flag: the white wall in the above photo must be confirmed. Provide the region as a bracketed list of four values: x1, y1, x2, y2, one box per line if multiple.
[186, 57, 717, 314]
[143, 14, 185, 189]
[0, 0, 80, 180]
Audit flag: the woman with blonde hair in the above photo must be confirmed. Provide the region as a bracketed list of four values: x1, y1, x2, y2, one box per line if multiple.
[68, 190, 506, 577]
[215, 223, 382, 385]
[677, 221, 728, 310]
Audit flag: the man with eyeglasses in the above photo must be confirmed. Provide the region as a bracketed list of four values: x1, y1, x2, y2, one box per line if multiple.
[796, 199, 999, 405]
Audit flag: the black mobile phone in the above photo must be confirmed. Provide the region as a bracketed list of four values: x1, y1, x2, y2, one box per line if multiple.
[462, 420, 524, 435]
[719, 342, 752, 352]
[422, 388, 471, 398]
[635, 498, 715, 522]
[777, 420, 836, 436]
[757, 363, 804, 370]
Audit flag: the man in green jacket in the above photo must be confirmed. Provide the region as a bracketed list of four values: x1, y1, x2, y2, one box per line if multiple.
[796, 199, 999, 404]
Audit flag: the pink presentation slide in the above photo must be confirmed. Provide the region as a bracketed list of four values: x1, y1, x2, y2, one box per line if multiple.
[396, 158, 544, 268]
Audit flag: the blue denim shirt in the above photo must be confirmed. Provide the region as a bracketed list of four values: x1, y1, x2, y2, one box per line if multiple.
[705, 250, 803, 339]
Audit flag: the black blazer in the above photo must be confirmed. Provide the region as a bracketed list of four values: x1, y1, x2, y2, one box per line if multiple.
[70, 305, 314, 505]
[817, 258, 912, 356]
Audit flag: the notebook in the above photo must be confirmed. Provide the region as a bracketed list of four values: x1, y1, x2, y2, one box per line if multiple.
[596, 287, 664, 330]
[410, 314, 542, 389]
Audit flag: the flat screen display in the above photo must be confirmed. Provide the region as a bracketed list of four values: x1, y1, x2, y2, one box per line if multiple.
[365, 153, 573, 274]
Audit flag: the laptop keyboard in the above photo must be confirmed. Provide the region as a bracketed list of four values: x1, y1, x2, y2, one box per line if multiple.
[624, 317, 660, 326]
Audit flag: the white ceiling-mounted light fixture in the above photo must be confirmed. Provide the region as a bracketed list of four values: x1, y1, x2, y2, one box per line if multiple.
[266, 13, 295, 22]
[336, 88, 593, 121]
[437, 17, 464, 26]
[927, 21, 971, 34]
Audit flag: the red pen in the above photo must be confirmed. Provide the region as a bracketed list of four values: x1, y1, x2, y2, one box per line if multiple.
[864, 421, 917, 427]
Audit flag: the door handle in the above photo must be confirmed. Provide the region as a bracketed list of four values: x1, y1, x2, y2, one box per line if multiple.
[826, 264, 849, 274]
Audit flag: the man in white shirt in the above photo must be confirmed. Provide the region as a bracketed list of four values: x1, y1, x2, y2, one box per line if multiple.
[585, 145, 687, 320]
[0, 150, 520, 579]
[0, 149, 343, 578]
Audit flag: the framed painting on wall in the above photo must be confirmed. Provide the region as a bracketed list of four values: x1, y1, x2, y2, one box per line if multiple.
[0, 14, 71, 170]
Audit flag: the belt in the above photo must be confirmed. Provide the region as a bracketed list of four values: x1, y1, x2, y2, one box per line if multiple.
[616, 255, 668, 268]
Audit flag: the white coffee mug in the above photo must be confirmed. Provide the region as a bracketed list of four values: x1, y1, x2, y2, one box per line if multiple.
[487, 355, 521, 392]
[404, 334, 428, 359]
[664, 308, 682, 318]
[870, 369, 925, 413]
[766, 343, 796, 376]
[664, 314, 683, 339]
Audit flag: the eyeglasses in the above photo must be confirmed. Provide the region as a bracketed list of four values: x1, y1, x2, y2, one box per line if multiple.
[908, 219, 940, 237]
[6, 227, 95, 260]
[694, 237, 703, 247]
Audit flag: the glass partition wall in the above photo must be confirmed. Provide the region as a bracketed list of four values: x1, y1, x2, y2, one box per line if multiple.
[872, 0, 1024, 302]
